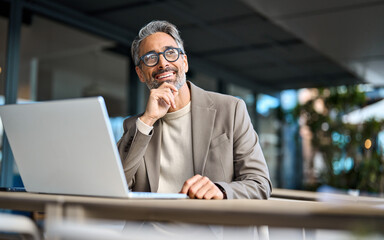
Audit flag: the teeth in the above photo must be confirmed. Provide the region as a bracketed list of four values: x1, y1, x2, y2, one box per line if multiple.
[158, 73, 173, 79]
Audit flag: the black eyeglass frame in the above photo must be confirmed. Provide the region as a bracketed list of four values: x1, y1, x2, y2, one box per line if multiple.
[138, 47, 184, 67]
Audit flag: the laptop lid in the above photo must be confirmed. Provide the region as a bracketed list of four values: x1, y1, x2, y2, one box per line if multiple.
[0, 97, 187, 199]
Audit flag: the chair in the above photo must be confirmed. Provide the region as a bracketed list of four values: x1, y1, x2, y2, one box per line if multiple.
[0, 212, 41, 240]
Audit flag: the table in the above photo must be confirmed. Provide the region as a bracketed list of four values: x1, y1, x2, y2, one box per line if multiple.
[272, 188, 384, 205]
[1, 191, 384, 233]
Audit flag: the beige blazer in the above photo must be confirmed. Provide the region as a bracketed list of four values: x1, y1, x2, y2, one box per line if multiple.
[117, 82, 272, 199]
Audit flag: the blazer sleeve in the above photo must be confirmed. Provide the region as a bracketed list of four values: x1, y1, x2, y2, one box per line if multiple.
[215, 99, 272, 199]
[117, 116, 152, 188]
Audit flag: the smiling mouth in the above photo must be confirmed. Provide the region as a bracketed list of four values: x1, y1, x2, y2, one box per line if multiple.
[156, 72, 174, 80]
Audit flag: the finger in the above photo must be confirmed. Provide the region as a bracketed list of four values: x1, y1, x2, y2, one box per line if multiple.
[187, 176, 210, 199]
[150, 85, 174, 96]
[154, 90, 174, 107]
[167, 90, 176, 109]
[212, 190, 224, 200]
[159, 84, 177, 108]
[194, 181, 213, 199]
[155, 94, 170, 107]
[158, 99, 171, 111]
[166, 91, 177, 109]
[172, 89, 179, 98]
[199, 183, 224, 200]
[160, 88, 176, 107]
[179, 174, 202, 194]
[161, 82, 179, 93]
[202, 188, 217, 200]
[192, 178, 224, 200]
[211, 187, 224, 200]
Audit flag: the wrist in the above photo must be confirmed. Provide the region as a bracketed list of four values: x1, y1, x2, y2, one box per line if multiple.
[139, 115, 157, 127]
[215, 183, 227, 199]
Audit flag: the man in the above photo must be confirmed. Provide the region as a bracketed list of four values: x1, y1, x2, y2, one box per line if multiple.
[117, 20, 272, 199]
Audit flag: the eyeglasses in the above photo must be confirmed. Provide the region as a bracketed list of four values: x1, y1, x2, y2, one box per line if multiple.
[139, 47, 184, 67]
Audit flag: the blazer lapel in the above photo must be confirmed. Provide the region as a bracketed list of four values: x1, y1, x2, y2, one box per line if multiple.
[143, 82, 216, 191]
[190, 82, 216, 175]
[144, 120, 162, 192]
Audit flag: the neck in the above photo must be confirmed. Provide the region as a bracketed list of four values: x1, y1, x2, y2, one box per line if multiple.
[168, 82, 190, 112]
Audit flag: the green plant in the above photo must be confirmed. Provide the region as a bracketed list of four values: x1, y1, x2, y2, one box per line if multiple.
[293, 86, 384, 193]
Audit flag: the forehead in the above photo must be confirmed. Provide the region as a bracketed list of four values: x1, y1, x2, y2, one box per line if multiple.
[139, 32, 178, 55]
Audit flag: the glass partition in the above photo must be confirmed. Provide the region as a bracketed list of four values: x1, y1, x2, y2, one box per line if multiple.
[18, 15, 129, 117]
[1, 14, 130, 186]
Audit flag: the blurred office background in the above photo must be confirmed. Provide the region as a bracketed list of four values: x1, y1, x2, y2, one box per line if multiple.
[0, 0, 383, 195]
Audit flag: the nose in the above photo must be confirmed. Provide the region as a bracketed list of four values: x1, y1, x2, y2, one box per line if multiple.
[157, 53, 169, 69]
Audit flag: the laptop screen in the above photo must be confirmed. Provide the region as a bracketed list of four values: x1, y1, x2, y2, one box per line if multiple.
[0, 97, 130, 198]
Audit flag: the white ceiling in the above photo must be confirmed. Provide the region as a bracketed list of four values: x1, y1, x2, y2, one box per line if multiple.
[241, 0, 384, 86]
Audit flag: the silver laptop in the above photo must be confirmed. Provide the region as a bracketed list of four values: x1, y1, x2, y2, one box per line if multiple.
[0, 97, 187, 199]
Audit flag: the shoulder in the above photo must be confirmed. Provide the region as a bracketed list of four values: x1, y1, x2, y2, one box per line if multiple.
[206, 90, 242, 103]
[203, 89, 246, 113]
[189, 81, 243, 108]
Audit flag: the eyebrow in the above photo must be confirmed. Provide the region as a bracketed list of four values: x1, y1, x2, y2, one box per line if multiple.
[142, 45, 178, 56]
[163, 45, 177, 50]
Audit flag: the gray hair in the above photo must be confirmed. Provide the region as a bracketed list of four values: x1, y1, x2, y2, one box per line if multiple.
[131, 20, 185, 66]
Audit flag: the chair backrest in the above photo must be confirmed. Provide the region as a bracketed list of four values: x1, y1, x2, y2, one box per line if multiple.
[0, 213, 41, 240]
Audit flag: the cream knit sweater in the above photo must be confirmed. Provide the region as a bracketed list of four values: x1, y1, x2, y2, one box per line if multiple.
[136, 102, 194, 193]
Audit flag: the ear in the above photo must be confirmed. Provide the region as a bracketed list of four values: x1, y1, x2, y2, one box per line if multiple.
[135, 66, 146, 83]
[183, 54, 189, 73]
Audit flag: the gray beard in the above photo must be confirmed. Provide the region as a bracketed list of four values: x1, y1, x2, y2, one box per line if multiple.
[145, 72, 186, 90]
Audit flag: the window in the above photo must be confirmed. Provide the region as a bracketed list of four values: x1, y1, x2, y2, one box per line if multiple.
[0, 15, 9, 173]
[18, 16, 129, 118]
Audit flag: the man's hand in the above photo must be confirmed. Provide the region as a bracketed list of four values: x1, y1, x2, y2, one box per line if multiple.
[180, 174, 224, 200]
[140, 82, 178, 126]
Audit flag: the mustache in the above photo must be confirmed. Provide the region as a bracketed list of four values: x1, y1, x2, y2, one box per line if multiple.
[152, 67, 178, 78]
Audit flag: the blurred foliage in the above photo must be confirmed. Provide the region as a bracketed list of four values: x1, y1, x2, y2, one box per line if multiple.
[292, 86, 384, 194]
